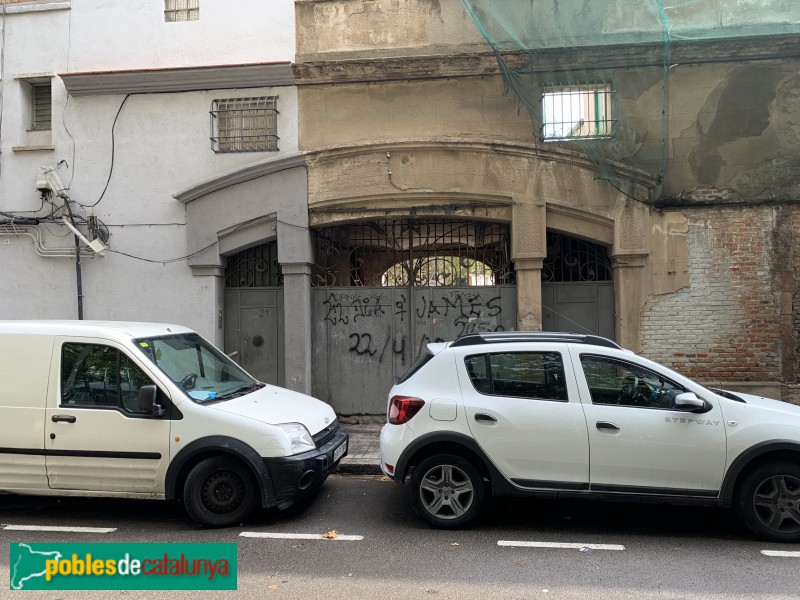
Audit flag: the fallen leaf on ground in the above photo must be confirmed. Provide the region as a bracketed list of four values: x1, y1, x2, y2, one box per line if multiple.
[268, 584, 278, 591]
[321, 529, 339, 539]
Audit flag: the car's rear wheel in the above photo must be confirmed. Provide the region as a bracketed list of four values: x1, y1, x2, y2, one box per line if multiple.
[734, 461, 800, 542]
[183, 456, 259, 527]
[410, 454, 484, 529]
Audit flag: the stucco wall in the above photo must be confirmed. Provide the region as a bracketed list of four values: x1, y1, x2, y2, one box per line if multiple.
[1, 3, 300, 345]
[69, 0, 295, 71]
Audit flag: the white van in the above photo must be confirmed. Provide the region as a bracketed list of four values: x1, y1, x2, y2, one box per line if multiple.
[0, 321, 348, 527]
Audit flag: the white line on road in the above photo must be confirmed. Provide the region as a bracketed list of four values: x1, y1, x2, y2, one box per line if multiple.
[761, 550, 800, 558]
[240, 532, 364, 541]
[3, 525, 117, 533]
[498, 541, 625, 551]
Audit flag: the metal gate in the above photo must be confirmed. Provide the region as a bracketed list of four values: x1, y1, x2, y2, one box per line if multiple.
[223, 243, 284, 386]
[311, 219, 517, 414]
[312, 286, 516, 414]
[541, 232, 614, 340]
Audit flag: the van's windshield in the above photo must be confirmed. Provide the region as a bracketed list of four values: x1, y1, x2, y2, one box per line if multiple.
[134, 333, 262, 403]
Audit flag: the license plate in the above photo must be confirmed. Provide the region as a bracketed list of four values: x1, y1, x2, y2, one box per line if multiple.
[333, 440, 347, 463]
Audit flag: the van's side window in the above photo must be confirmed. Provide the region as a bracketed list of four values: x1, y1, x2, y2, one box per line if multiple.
[61, 343, 154, 414]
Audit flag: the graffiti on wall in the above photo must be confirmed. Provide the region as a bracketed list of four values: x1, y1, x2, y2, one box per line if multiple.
[320, 289, 507, 366]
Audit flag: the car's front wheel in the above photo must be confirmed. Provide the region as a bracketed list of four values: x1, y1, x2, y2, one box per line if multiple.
[735, 461, 800, 542]
[183, 456, 260, 527]
[410, 454, 484, 528]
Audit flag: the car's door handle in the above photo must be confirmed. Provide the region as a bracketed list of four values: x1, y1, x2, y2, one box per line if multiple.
[596, 421, 619, 431]
[474, 413, 497, 423]
[51, 415, 77, 424]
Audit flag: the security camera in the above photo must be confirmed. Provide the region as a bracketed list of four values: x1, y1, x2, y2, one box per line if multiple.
[35, 166, 67, 198]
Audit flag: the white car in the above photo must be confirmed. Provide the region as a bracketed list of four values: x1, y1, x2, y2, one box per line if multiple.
[380, 332, 800, 542]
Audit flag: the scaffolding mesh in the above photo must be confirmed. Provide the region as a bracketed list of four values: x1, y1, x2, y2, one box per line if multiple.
[459, 0, 800, 201]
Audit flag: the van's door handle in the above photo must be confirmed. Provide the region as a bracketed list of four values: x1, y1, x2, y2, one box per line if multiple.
[474, 413, 497, 423]
[51, 415, 77, 424]
[596, 421, 619, 431]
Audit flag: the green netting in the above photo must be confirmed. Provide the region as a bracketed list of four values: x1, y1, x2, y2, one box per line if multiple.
[459, 0, 800, 202]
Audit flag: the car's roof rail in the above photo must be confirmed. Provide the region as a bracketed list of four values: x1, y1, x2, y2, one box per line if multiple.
[449, 331, 622, 349]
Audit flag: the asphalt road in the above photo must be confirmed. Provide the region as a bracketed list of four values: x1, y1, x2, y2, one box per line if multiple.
[1, 474, 799, 599]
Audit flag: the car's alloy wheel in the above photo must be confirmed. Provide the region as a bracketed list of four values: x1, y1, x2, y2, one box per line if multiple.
[184, 457, 259, 527]
[735, 462, 800, 542]
[411, 454, 484, 528]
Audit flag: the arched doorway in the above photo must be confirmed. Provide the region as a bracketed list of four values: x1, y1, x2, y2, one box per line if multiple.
[541, 232, 614, 339]
[310, 218, 517, 414]
[223, 242, 285, 386]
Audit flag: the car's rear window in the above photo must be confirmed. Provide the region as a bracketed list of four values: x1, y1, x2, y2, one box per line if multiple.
[396, 349, 435, 384]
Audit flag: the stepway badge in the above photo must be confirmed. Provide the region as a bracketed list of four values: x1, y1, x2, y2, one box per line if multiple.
[9, 543, 237, 590]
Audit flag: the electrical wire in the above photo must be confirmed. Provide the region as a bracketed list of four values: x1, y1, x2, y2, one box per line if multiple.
[78, 94, 131, 209]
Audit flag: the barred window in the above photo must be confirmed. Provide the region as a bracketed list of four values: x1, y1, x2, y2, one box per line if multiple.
[165, 0, 199, 22]
[31, 82, 51, 130]
[541, 82, 615, 141]
[210, 97, 279, 153]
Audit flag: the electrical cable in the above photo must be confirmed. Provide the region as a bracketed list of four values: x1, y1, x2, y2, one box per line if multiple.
[78, 94, 131, 208]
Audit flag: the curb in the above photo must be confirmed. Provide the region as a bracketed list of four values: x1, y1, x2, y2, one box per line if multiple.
[336, 461, 383, 475]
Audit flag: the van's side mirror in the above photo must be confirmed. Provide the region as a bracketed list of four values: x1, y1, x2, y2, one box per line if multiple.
[138, 385, 166, 417]
[674, 392, 710, 413]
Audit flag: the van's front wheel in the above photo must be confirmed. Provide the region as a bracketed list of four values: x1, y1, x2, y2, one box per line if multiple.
[184, 457, 259, 527]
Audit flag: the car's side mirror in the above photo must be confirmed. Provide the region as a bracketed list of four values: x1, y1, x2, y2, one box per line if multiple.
[137, 384, 166, 417]
[674, 392, 710, 413]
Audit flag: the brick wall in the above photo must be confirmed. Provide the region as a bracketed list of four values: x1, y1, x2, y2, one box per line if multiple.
[641, 206, 793, 394]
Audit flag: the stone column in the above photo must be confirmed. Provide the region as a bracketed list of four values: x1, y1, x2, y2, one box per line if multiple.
[280, 262, 313, 395]
[512, 201, 547, 332]
[515, 258, 544, 331]
[611, 254, 647, 351]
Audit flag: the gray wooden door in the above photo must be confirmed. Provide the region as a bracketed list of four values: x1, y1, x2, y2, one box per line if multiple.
[541, 282, 614, 340]
[224, 288, 284, 386]
[312, 286, 517, 414]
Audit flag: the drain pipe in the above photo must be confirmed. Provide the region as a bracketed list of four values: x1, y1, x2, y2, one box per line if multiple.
[62, 209, 84, 319]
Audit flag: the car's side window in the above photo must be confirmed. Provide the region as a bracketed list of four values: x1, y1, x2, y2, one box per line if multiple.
[61, 343, 154, 415]
[580, 354, 685, 408]
[464, 352, 568, 401]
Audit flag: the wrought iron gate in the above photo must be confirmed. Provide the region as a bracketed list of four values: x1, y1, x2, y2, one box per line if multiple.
[311, 219, 517, 414]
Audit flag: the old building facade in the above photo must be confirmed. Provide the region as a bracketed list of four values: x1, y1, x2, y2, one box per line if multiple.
[2, 0, 799, 413]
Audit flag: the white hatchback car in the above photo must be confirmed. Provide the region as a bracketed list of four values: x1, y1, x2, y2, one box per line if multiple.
[380, 332, 800, 541]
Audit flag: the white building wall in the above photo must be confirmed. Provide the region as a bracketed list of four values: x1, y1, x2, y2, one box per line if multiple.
[0, 1, 299, 343]
[69, 0, 295, 71]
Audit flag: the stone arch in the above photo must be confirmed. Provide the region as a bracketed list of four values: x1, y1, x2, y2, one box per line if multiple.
[303, 138, 657, 349]
[173, 153, 314, 393]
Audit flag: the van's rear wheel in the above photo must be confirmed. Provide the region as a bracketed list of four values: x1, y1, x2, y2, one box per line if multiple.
[184, 457, 259, 527]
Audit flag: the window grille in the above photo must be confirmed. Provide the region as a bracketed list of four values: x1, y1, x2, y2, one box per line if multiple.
[31, 82, 51, 130]
[541, 82, 615, 141]
[210, 97, 279, 153]
[164, 0, 199, 22]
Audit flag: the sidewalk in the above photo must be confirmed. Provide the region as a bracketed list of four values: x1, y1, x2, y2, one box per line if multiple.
[337, 421, 383, 475]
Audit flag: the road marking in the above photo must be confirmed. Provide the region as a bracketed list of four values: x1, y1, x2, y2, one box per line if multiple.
[240, 532, 364, 541]
[3, 525, 117, 533]
[498, 541, 625, 551]
[761, 550, 800, 558]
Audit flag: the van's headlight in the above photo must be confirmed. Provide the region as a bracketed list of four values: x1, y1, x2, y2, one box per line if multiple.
[277, 423, 316, 454]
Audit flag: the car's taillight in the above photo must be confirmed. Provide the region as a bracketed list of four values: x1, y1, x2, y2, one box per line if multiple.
[388, 395, 425, 425]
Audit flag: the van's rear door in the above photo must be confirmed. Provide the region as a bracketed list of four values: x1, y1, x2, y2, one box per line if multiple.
[45, 337, 171, 495]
